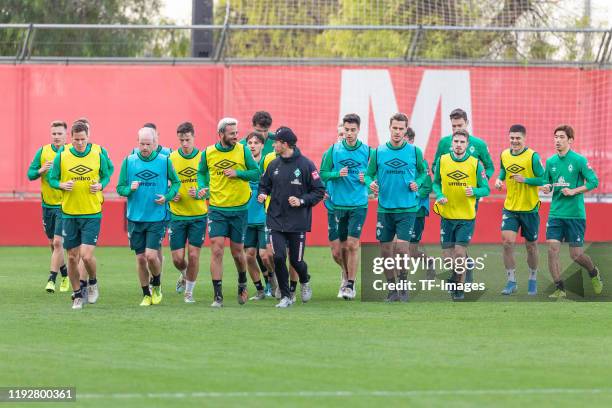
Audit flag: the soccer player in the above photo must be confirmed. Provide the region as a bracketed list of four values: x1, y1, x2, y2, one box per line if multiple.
[433, 108, 494, 283]
[168, 122, 208, 303]
[258, 127, 325, 308]
[433, 129, 490, 300]
[197, 117, 260, 307]
[117, 127, 180, 306]
[320, 114, 372, 300]
[321, 124, 348, 298]
[48, 121, 113, 309]
[404, 127, 436, 280]
[240, 111, 276, 157]
[494, 124, 544, 295]
[27, 120, 69, 293]
[244, 132, 275, 300]
[366, 113, 428, 302]
[521, 125, 601, 298]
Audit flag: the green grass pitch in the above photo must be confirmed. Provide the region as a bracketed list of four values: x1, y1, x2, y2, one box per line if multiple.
[1, 244, 611, 408]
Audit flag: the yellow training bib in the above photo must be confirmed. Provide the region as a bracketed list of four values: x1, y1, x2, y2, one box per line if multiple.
[262, 152, 277, 211]
[60, 145, 102, 216]
[169, 150, 207, 216]
[501, 148, 540, 212]
[40, 144, 63, 206]
[436, 153, 478, 220]
[205, 143, 251, 208]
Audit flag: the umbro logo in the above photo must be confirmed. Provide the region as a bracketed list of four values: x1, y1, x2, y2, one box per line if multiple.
[135, 170, 158, 181]
[506, 164, 525, 174]
[447, 170, 469, 181]
[339, 159, 360, 168]
[214, 159, 236, 169]
[384, 158, 408, 169]
[69, 165, 92, 176]
[178, 167, 197, 178]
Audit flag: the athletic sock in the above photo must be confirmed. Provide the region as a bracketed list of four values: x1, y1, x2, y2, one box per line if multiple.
[88, 278, 97, 286]
[48, 271, 58, 283]
[506, 269, 516, 282]
[185, 280, 196, 293]
[180, 268, 187, 278]
[212, 280, 223, 299]
[142, 286, 151, 296]
[528, 268, 537, 280]
[254, 280, 264, 291]
[263, 274, 270, 284]
[588, 267, 599, 278]
[347, 280, 355, 290]
[555, 280, 565, 291]
[59, 265, 68, 277]
[74, 288, 83, 299]
[289, 280, 298, 293]
[151, 274, 161, 287]
[79, 280, 87, 290]
[238, 271, 247, 286]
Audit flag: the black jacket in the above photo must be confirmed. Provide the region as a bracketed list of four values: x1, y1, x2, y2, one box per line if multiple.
[259, 148, 325, 232]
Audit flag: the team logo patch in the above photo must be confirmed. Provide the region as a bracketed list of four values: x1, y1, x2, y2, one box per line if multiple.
[311, 170, 320, 180]
[294, 168, 301, 177]
[135, 170, 158, 181]
[384, 158, 408, 169]
[69, 164, 92, 176]
[339, 158, 360, 168]
[178, 167, 198, 178]
[506, 164, 525, 174]
[214, 159, 237, 169]
[447, 170, 469, 181]
[568, 164, 573, 173]
[469, 146, 475, 153]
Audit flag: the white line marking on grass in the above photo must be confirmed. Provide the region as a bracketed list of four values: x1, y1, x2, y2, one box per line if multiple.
[78, 388, 612, 399]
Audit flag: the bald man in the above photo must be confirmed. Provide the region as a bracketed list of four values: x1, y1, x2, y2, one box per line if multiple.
[117, 128, 180, 306]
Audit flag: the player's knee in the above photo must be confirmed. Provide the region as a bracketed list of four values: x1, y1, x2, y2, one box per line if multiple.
[245, 248, 257, 260]
[52, 237, 62, 251]
[144, 251, 158, 265]
[81, 253, 94, 265]
[547, 245, 560, 256]
[569, 249, 583, 261]
[210, 244, 224, 259]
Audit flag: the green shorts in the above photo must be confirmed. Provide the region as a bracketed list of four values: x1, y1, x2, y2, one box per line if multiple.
[335, 208, 367, 241]
[376, 212, 416, 243]
[410, 216, 426, 243]
[42, 206, 63, 239]
[169, 217, 207, 250]
[62, 217, 101, 250]
[440, 218, 475, 249]
[327, 209, 339, 242]
[501, 209, 540, 242]
[208, 209, 248, 244]
[128, 221, 166, 255]
[546, 217, 585, 247]
[244, 224, 268, 249]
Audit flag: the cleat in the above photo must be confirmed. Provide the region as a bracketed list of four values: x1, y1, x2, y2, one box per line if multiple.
[528, 279, 537, 295]
[184, 292, 196, 303]
[72, 297, 83, 310]
[452, 290, 465, 300]
[591, 268, 603, 295]
[301, 282, 312, 303]
[342, 286, 356, 301]
[140, 295, 152, 306]
[237, 285, 248, 305]
[210, 296, 223, 308]
[249, 290, 266, 301]
[175, 275, 186, 294]
[264, 282, 272, 297]
[501, 281, 517, 295]
[337, 279, 347, 299]
[289, 291, 297, 303]
[275, 296, 293, 308]
[45, 280, 56, 293]
[59, 277, 70, 292]
[151, 286, 163, 305]
[548, 289, 567, 299]
[87, 283, 99, 304]
[385, 290, 400, 302]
